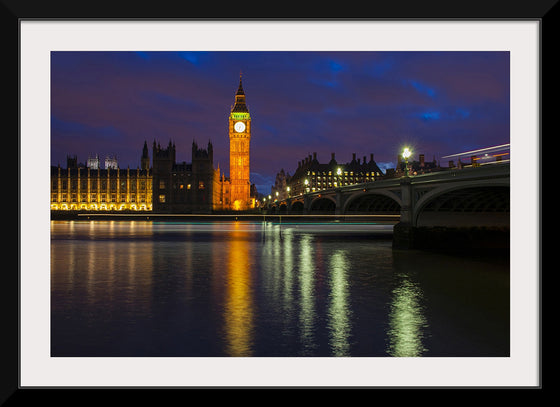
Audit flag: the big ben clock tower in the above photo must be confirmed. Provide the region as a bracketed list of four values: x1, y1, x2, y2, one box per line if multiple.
[228, 73, 252, 210]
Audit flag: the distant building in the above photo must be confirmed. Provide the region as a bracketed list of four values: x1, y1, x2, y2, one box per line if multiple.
[285, 152, 385, 196]
[87, 154, 100, 170]
[394, 152, 440, 176]
[105, 155, 118, 169]
[270, 168, 290, 201]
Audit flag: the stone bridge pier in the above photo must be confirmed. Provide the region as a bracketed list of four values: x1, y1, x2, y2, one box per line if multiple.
[392, 177, 416, 249]
[391, 169, 510, 250]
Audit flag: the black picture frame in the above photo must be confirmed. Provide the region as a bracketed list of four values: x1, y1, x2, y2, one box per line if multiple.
[9, 0, 552, 400]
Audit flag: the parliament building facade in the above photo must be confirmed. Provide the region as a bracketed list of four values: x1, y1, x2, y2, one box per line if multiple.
[51, 76, 255, 214]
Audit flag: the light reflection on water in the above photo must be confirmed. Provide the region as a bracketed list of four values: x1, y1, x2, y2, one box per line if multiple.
[224, 224, 254, 356]
[328, 250, 351, 356]
[51, 220, 509, 357]
[386, 276, 428, 357]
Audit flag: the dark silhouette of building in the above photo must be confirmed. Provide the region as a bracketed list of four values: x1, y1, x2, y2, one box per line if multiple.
[151, 139, 219, 214]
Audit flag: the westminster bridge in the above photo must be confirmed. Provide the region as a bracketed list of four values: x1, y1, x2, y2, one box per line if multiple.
[268, 162, 510, 249]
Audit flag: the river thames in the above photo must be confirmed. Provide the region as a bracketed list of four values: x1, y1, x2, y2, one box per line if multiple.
[50, 220, 509, 357]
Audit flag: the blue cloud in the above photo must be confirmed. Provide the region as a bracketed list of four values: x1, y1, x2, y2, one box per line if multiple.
[265, 123, 280, 135]
[177, 51, 210, 66]
[309, 58, 345, 89]
[413, 108, 471, 123]
[178, 52, 200, 65]
[135, 51, 151, 60]
[420, 111, 440, 121]
[407, 79, 436, 98]
[369, 58, 394, 77]
[329, 60, 344, 73]
[455, 108, 471, 119]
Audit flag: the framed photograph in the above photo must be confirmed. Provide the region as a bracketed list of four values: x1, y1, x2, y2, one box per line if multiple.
[12, 4, 548, 395]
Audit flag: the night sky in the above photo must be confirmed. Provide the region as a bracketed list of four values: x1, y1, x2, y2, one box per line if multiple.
[50, 51, 510, 194]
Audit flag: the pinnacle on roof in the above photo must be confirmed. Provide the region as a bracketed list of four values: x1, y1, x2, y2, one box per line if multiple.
[236, 72, 245, 96]
[231, 72, 249, 113]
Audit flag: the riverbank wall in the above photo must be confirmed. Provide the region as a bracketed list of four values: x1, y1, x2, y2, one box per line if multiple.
[50, 210, 397, 223]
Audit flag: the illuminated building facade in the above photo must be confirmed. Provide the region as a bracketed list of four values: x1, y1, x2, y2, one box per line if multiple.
[51, 155, 152, 211]
[227, 74, 253, 210]
[285, 152, 385, 196]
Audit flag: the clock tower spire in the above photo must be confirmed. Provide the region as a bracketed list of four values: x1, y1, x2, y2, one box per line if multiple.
[228, 73, 252, 210]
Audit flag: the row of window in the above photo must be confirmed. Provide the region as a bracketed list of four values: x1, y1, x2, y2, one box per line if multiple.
[51, 203, 152, 211]
[308, 176, 374, 182]
[52, 193, 149, 203]
[308, 180, 372, 187]
[52, 179, 150, 191]
[159, 180, 205, 190]
[307, 171, 381, 176]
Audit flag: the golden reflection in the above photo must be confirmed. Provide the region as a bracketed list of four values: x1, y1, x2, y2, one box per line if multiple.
[127, 238, 154, 316]
[224, 223, 254, 356]
[387, 277, 428, 357]
[86, 237, 96, 306]
[328, 250, 351, 356]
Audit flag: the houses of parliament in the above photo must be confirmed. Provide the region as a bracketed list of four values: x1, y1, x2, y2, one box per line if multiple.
[51, 76, 256, 213]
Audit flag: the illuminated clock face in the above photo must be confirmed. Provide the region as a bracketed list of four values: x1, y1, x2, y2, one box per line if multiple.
[234, 121, 246, 133]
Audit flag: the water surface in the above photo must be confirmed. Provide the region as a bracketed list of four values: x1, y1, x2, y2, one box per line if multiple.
[51, 220, 509, 357]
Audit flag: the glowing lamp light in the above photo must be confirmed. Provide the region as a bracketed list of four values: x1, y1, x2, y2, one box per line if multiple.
[402, 148, 412, 160]
[336, 167, 342, 176]
[402, 147, 412, 177]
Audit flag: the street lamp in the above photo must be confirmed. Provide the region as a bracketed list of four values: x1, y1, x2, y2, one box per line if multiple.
[402, 147, 412, 176]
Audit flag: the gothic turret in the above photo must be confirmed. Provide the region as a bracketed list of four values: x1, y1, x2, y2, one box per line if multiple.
[141, 140, 150, 170]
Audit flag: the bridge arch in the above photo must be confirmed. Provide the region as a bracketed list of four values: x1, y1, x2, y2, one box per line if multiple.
[290, 200, 304, 213]
[309, 196, 336, 213]
[414, 183, 509, 227]
[343, 191, 401, 215]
